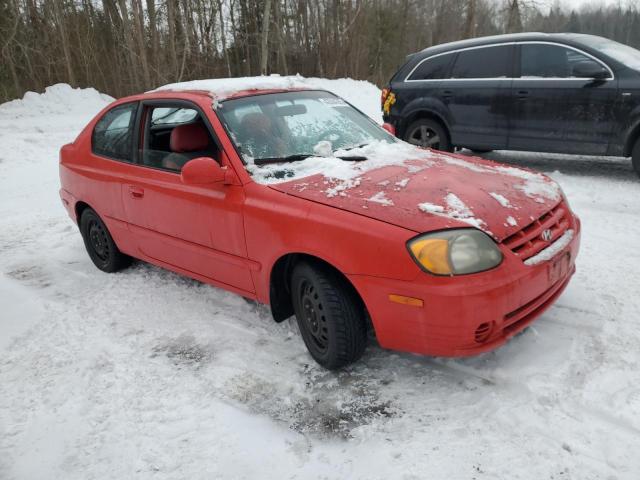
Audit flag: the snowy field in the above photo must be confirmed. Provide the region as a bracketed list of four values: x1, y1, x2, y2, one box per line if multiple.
[1, 80, 640, 479]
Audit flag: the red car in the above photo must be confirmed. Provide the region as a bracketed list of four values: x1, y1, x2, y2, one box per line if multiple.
[59, 80, 580, 369]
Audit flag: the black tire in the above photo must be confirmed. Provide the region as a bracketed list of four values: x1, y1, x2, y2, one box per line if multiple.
[79, 208, 131, 272]
[403, 118, 452, 152]
[633, 139, 640, 178]
[291, 262, 367, 369]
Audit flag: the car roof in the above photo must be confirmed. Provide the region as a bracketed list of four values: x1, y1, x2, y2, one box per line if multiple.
[414, 32, 608, 57]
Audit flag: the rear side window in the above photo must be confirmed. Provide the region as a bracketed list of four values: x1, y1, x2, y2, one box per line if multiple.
[451, 45, 512, 79]
[520, 43, 603, 78]
[92, 103, 137, 161]
[408, 53, 453, 80]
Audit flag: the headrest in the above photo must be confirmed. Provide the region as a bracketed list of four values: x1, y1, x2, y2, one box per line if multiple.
[170, 123, 209, 153]
[240, 112, 272, 133]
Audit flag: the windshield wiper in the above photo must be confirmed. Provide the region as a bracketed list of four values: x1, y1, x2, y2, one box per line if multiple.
[254, 154, 312, 165]
[254, 151, 368, 165]
[340, 142, 370, 151]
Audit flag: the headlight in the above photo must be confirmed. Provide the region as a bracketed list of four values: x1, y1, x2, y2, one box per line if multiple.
[407, 229, 503, 276]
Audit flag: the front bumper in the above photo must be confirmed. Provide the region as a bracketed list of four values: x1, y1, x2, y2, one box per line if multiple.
[347, 218, 581, 357]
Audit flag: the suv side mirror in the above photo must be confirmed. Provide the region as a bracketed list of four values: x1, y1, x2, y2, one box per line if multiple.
[572, 60, 609, 80]
[181, 157, 226, 185]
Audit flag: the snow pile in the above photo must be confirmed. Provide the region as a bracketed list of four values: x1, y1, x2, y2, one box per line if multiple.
[0, 83, 112, 134]
[367, 191, 394, 206]
[154, 74, 384, 122]
[489, 191, 512, 208]
[418, 193, 486, 229]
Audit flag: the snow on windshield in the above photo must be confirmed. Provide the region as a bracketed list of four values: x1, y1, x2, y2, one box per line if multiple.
[216, 90, 391, 163]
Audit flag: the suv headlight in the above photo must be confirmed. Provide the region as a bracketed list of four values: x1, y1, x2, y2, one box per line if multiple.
[407, 229, 503, 276]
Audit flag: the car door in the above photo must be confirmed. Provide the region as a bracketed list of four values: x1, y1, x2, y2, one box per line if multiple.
[509, 42, 618, 155]
[82, 101, 141, 255]
[121, 100, 255, 295]
[439, 43, 514, 150]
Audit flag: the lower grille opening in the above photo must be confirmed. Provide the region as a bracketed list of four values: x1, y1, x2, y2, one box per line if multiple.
[474, 322, 493, 343]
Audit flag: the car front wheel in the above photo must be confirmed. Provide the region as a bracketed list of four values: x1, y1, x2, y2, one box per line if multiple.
[80, 208, 132, 272]
[291, 262, 367, 369]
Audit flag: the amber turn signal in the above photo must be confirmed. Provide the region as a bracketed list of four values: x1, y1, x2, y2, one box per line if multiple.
[388, 294, 424, 307]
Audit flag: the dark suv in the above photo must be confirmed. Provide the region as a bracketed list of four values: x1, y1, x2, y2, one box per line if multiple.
[382, 32, 640, 177]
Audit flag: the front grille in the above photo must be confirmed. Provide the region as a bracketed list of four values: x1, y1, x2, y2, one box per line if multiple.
[502, 202, 570, 262]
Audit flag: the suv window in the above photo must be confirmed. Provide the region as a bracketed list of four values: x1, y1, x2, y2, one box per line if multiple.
[141, 105, 218, 173]
[520, 43, 603, 78]
[92, 103, 137, 161]
[450, 45, 512, 79]
[408, 53, 453, 80]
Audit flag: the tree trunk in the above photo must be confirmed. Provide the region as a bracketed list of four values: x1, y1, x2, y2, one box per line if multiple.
[260, 0, 272, 75]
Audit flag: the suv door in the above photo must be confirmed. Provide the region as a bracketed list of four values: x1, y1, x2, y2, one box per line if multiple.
[122, 101, 255, 295]
[509, 42, 617, 155]
[440, 43, 514, 149]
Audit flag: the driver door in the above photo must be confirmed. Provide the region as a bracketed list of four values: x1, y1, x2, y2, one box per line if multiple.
[122, 101, 254, 294]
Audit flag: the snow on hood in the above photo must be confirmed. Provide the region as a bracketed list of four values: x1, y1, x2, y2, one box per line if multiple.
[152, 74, 383, 122]
[263, 141, 562, 241]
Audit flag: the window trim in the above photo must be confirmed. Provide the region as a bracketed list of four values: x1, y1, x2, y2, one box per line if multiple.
[135, 98, 223, 175]
[403, 40, 614, 82]
[91, 101, 140, 163]
[404, 42, 517, 82]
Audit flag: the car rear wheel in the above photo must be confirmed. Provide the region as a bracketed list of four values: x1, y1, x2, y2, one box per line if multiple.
[80, 208, 132, 272]
[404, 118, 452, 152]
[633, 139, 640, 178]
[291, 262, 367, 369]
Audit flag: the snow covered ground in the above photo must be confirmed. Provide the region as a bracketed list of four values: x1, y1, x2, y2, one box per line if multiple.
[1, 81, 640, 479]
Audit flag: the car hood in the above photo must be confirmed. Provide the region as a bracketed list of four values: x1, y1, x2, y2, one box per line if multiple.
[264, 146, 562, 242]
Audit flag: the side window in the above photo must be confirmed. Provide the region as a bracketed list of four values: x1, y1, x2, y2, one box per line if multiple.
[520, 44, 604, 78]
[408, 53, 453, 80]
[141, 105, 218, 173]
[92, 103, 137, 161]
[450, 45, 512, 79]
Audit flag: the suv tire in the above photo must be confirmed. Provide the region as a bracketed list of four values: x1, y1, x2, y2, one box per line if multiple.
[404, 118, 452, 152]
[633, 138, 640, 178]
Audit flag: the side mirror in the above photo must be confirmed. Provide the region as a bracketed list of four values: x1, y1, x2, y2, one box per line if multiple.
[572, 60, 609, 80]
[181, 157, 226, 185]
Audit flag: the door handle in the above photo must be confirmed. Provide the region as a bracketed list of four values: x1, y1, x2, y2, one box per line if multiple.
[128, 186, 144, 198]
[442, 90, 453, 99]
[517, 90, 529, 99]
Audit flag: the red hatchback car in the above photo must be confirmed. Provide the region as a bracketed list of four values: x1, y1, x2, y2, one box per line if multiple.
[59, 78, 580, 369]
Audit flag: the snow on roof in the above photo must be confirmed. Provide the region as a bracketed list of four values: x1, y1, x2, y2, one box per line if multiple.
[152, 74, 384, 121]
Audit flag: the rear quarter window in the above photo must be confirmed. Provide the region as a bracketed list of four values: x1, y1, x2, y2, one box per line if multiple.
[407, 53, 454, 81]
[92, 103, 138, 161]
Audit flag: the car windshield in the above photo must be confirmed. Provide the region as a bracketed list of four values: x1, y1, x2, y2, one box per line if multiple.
[580, 36, 640, 71]
[216, 90, 395, 164]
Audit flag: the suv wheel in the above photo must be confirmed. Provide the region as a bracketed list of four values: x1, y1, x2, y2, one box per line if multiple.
[80, 208, 132, 272]
[404, 118, 452, 152]
[291, 262, 367, 369]
[633, 139, 640, 178]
